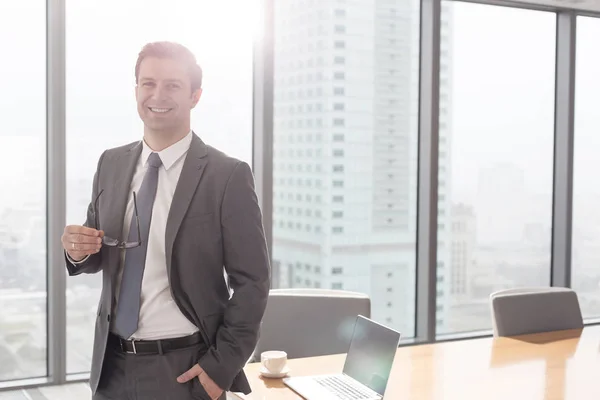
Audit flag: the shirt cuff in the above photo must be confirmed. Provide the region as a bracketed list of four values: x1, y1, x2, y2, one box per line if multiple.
[65, 251, 90, 265]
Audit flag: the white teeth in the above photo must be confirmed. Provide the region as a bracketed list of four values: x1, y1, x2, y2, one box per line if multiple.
[150, 107, 170, 113]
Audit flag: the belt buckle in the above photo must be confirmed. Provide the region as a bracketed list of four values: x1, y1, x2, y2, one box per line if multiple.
[120, 338, 137, 354]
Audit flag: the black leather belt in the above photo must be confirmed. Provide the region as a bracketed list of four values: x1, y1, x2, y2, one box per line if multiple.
[108, 331, 204, 355]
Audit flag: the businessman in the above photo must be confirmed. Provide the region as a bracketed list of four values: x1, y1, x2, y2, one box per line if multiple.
[61, 41, 270, 400]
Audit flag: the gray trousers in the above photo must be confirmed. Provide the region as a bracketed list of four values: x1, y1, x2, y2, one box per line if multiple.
[93, 341, 226, 400]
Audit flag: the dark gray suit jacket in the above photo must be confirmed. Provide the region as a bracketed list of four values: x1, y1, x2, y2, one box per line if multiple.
[65, 133, 270, 395]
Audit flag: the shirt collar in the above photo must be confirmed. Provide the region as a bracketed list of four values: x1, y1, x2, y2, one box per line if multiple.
[141, 130, 193, 171]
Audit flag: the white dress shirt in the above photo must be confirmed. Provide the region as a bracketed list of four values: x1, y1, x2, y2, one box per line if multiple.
[71, 131, 199, 340]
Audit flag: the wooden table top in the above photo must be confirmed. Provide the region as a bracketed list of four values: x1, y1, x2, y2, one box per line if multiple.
[231, 326, 600, 399]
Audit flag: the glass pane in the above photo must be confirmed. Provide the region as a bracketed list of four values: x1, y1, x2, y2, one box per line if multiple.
[271, 0, 421, 337]
[437, 3, 555, 336]
[66, 0, 256, 374]
[0, 2, 47, 382]
[572, 16, 600, 320]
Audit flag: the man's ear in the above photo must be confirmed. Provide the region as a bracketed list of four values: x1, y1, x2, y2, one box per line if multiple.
[191, 88, 203, 109]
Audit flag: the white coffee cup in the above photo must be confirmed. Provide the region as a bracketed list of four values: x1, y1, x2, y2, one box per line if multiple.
[261, 350, 287, 374]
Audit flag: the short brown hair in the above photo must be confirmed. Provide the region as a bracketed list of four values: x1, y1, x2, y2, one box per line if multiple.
[135, 41, 203, 91]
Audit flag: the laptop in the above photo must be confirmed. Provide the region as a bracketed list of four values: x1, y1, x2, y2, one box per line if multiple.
[283, 315, 401, 400]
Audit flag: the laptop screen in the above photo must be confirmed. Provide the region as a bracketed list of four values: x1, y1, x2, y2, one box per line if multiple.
[342, 316, 401, 395]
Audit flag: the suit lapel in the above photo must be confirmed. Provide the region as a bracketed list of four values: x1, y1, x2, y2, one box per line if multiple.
[165, 132, 208, 276]
[110, 142, 142, 237]
[107, 142, 141, 280]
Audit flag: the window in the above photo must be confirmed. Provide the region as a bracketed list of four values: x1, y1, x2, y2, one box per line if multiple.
[65, 0, 255, 374]
[332, 267, 343, 274]
[273, 0, 419, 338]
[0, 1, 47, 382]
[573, 17, 600, 321]
[332, 283, 343, 289]
[437, 2, 555, 336]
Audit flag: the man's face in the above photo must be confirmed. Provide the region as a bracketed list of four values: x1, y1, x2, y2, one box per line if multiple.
[135, 56, 201, 133]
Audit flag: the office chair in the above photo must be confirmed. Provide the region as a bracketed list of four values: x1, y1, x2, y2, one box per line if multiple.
[489, 287, 583, 337]
[253, 288, 371, 360]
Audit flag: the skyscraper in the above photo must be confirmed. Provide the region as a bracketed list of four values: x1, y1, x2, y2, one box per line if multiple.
[272, 0, 452, 335]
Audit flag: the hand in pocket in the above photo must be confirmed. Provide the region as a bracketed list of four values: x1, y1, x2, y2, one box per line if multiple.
[177, 363, 224, 400]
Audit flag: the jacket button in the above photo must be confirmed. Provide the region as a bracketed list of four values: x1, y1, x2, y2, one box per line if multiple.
[107, 314, 111, 322]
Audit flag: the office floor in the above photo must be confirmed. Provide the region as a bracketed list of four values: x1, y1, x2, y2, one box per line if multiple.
[0, 383, 90, 400]
[0, 384, 238, 399]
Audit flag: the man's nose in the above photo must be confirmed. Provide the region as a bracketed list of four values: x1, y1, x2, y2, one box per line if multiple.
[150, 86, 165, 100]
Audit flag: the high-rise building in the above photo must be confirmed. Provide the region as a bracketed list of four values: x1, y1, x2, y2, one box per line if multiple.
[272, 0, 452, 335]
[437, 2, 454, 332]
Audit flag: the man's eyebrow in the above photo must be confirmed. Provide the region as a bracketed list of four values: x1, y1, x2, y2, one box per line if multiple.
[139, 78, 184, 85]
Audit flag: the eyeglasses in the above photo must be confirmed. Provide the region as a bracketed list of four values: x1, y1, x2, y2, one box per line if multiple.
[93, 189, 142, 249]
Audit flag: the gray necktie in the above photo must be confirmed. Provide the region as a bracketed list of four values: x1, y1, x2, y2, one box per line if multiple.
[113, 152, 162, 339]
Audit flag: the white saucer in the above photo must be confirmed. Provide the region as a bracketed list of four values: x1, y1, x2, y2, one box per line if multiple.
[259, 365, 290, 378]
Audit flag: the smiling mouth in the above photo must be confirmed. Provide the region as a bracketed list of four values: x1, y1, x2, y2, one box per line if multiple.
[148, 107, 173, 114]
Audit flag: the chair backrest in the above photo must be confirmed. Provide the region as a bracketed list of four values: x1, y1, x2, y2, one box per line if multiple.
[489, 287, 583, 337]
[253, 288, 371, 360]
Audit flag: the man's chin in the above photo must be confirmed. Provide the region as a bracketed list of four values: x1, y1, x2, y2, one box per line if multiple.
[143, 120, 176, 132]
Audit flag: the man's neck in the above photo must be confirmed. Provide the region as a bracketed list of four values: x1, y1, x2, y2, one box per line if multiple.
[143, 128, 190, 151]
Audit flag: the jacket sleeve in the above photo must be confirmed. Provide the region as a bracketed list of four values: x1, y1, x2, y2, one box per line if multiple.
[65, 151, 106, 276]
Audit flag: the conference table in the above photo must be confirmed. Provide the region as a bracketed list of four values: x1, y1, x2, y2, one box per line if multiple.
[231, 325, 600, 399]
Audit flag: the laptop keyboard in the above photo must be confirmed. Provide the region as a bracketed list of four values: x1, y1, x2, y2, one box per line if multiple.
[314, 375, 376, 400]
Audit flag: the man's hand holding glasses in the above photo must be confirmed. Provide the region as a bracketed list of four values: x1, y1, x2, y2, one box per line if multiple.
[62, 189, 142, 262]
[62, 225, 104, 262]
